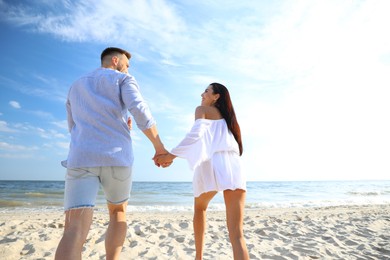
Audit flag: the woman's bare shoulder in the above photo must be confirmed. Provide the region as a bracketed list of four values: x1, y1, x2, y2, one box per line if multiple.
[195, 106, 206, 119]
[195, 106, 222, 120]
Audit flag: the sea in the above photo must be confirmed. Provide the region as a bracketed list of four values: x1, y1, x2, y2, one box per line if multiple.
[1, 180, 390, 213]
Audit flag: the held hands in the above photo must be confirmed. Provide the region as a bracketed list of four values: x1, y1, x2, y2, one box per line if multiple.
[153, 152, 176, 168]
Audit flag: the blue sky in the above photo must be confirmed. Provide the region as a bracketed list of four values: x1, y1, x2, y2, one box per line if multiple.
[0, 0, 389, 182]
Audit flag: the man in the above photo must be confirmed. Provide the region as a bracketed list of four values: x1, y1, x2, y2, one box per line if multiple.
[55, 47, 167, 260]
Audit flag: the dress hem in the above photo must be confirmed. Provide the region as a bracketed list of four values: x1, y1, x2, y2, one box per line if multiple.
[194, 186, 246, 198]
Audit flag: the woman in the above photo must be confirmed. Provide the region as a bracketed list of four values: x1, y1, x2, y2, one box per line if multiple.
[155, 83, 249, 260]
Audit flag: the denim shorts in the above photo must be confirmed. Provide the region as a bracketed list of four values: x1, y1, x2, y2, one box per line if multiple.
[64, 166, 132, 211]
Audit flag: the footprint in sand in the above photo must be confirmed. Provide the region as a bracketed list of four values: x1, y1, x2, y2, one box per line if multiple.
[134, 225, 145, 236]
[20, 243, 35, 255]
[179, 222, 189, 229]
[175, 236, 185, 243]
[129, 240, 138, 248]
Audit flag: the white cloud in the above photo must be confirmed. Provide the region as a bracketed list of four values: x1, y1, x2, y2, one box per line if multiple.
[36, 127, 66, 139]
[1, 0, 186, 55]
[0, 120, 69, 141]
[27, 110, 55, 120]
[0, 121, 17, 133]
[9, 100, 21, 109]
[8, 100, 56, 120]
[56, 142, 69, 150]
[0, 153, 36, 159]
[0, 72, 66, 103]
[51, 120, 69, 130]
[0, 141, 39, 152]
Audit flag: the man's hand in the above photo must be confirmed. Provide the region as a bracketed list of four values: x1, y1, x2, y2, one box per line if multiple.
[153, 153, 175, 168]
[127, 117, 132, 130]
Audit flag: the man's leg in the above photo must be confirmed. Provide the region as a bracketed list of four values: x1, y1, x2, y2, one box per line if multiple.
[56, 167, 99, 260]
[193, 191, 217, 260]
[99, 166, 132, 259]
[55, 208, 94, 260]
[105, 202, 128, 260]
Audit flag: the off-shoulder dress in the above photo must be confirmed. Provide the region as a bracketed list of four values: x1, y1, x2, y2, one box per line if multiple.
[171, 119, 246, 197]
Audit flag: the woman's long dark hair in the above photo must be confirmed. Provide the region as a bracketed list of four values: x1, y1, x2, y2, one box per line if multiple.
[210, 83, 243, 156]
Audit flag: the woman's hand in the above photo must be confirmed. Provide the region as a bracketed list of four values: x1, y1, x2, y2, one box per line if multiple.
[153, 153, 176, 168]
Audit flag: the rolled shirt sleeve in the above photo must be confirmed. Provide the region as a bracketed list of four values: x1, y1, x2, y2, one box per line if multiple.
[66, 98, 74, 133]
[120, 75, 156, 131]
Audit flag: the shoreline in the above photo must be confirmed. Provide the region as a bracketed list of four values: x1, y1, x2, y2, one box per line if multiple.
[2, 200, 390, 214]
[1, 204, 389, 259]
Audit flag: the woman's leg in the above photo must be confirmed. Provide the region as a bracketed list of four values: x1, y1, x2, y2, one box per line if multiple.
[193, 191, 217, 260]
[223, 189, 249, 260]
[55, 208, 94, 260]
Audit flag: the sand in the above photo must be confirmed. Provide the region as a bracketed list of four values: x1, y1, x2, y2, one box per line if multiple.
[1, 204, 389, 259]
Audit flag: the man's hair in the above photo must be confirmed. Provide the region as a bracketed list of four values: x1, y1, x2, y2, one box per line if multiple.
[100, 47, 131, 63]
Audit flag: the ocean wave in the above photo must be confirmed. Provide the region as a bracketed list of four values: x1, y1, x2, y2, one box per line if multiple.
[25, 192, 48, 197]
[347, 191, 381, 196]
[0, 200, 27, 207]
[245, 199, 390, 209]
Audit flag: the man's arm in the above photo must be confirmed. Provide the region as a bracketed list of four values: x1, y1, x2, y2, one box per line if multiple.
[142, 124, 169, 167]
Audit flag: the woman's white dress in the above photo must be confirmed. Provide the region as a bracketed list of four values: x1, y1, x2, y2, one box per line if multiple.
[171, 119, 246, 197]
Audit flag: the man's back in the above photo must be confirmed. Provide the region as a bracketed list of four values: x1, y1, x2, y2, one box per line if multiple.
[66, 67, 134, 168]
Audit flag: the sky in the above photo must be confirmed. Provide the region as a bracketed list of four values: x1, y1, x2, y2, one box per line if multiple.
[0, 0, 389, 182]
